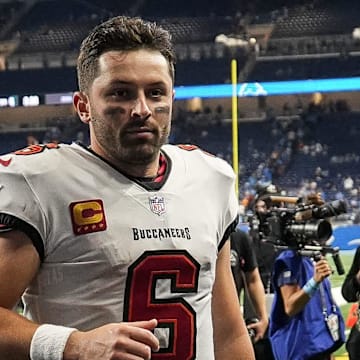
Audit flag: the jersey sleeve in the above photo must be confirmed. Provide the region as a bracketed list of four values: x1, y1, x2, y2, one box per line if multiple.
[0, 164, 47, 249]
[165, 144, 239, 250]
[277, 270, 298, 287]
[207, 151, 239, 251]
[273, 250, 302, 288]
[0, 212, 44, 260]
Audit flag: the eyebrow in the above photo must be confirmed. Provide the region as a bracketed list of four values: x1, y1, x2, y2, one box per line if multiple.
[107, 80, 131, 87]
[107, 80, 169, 87]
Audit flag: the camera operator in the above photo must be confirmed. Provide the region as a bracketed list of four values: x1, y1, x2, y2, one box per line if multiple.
[249, 185, 284, 313]
[269, 249, 345, 360]
[230, 229, 275, 360]
[251, 194, 278, 296]
[251, 189, 347, 359]
[242, 185, 283, 359]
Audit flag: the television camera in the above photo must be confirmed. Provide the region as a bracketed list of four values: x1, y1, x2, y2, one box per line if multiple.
[250, 195, 347, 275]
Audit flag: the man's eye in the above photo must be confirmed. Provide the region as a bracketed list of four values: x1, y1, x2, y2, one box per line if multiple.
[149, 89, 163, 98]
[112, 89, 130, 98]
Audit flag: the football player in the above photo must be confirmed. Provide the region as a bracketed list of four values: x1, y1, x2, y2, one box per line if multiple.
[0, 15, 254, 360]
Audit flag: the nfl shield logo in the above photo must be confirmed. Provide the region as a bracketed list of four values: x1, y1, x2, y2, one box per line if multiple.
[149, 195, 166, 216]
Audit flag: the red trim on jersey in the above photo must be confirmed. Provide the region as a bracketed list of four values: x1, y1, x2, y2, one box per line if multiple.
[153, 153, 167, 183]
[0, 223, 10, 231]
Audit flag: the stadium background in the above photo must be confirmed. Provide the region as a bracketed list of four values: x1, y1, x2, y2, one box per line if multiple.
[0, 0, 360, 358]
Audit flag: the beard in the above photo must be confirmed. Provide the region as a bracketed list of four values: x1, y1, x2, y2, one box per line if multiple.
[90, 112, 170, 166]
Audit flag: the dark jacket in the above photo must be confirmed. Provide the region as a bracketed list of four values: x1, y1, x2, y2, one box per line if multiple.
[342, 246, 360, 302]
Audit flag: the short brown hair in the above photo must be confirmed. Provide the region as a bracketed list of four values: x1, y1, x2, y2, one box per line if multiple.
[77, 16, 176, 92]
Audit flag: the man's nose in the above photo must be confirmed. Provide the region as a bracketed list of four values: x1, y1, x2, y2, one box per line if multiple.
[130, 96, 152, 119]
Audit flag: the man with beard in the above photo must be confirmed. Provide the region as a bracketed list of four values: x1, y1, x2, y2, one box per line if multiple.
[0, 16, 254, 360]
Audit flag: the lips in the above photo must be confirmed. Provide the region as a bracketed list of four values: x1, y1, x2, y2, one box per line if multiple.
[123, 128, 156, 143]
[125, 126, 156, 138]
[126, 127, 153, 134]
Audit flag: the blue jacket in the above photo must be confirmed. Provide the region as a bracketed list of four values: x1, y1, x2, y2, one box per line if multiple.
[269, 250, 345, 360]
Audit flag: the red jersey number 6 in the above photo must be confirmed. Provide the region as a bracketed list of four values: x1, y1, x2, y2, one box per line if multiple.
[124, 250, 200, 360]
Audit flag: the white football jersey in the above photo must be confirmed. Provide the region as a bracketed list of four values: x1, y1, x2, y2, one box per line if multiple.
[0, 142, 238, 360]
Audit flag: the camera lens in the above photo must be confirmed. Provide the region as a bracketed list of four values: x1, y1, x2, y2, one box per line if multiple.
[287, 219, 332, 244]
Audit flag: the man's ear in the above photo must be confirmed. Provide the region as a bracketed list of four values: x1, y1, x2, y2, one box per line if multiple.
[73, 91, 91, 123]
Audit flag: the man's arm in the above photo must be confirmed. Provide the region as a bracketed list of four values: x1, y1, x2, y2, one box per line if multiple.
[280, 257, 332, 317]
[0, 230, 160, 360]
[212, 240, 255, 360]
[0, 229, 41, 359]
[245, 268, 269, 341]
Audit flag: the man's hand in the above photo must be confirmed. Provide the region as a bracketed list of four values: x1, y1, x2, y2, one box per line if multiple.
[247, 317, 268, 343]
[305, 192, 324, 205]
[313, 257, 332, 283]
[64, 319, 160, 360]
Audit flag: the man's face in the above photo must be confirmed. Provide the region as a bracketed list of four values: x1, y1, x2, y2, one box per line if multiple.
[255, 200, 268, 214]
[79, 49, 174, 168]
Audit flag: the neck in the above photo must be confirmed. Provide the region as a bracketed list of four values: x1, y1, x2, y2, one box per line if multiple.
[108, 154, 161, 178]
[89, 144, 161, 178]
[122, 159, 160, 179]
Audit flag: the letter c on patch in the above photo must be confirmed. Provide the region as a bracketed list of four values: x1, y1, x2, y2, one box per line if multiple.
[69, 199, 107, 235]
